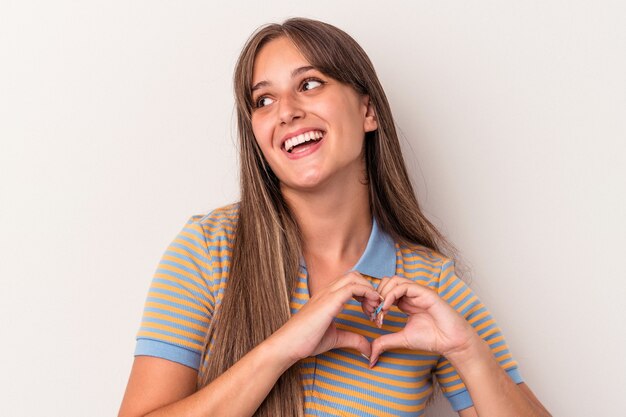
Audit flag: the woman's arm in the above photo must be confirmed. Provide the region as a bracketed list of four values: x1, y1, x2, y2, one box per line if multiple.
[118, 272, 381, 417]
[370, 276, 551, 417]
[446, 335, 550, 417]
[458, 383, 550, 417]
[118, 336, 294, 417]
[448, 338, 552, 417]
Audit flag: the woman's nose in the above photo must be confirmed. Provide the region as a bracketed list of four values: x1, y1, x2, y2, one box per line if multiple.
[278, 93, 305, 125]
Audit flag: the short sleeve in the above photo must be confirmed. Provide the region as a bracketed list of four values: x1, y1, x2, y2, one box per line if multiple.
[134, 216, 215, 370]
[430, 259, 523, 411]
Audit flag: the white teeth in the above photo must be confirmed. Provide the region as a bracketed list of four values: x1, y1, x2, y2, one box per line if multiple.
[285, 130, 324, 152]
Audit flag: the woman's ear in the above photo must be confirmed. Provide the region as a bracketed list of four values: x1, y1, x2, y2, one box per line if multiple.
[362, 96, 378, 132]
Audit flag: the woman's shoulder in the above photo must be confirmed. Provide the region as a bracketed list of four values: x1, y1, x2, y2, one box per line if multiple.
[395, 242, 464, 287]
[397, 241, 452, 270]
[185, 203, 240, 242]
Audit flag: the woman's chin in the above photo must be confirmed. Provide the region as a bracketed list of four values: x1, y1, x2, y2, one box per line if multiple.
[279, 173, 327, 193]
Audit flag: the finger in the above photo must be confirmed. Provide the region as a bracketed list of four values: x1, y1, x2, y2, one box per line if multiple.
[382, 282, 438, 312]
[341, 272, 379, 296]
[337, 282, 382, 303]
[375, 276, 391, 296]
[333, 330, 372, 359]
[374, 281, 420, 326]
[360, 297, 379, 320]
[369, 331, 409, 368]
[373, 278, 407, 321]
[355, 295, 382, 306]
[377, 276, 412, 300]
[372, 277, 395, 322]
[330, 271, 375, 293]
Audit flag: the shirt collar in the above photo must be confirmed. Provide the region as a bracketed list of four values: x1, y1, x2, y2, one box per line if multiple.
[298, 219, 396, 279]
[352, 218, 396, 279]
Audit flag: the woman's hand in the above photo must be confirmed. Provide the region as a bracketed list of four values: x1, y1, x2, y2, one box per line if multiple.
[369, 276, 477, 367]
[270, 271, 382, 364]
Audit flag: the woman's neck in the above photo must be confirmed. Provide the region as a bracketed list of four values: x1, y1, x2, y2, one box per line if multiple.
[282, 178, 372, 268]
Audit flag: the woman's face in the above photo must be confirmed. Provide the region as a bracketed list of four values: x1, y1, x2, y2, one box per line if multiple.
[250, 36, 377, 193]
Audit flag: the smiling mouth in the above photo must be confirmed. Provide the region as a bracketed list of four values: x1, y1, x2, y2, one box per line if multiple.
[284, 130, 325, 153]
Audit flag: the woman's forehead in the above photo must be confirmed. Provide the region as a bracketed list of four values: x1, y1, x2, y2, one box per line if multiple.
[251, 37, 312, 86]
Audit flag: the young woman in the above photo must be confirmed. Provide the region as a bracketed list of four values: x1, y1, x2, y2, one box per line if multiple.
[119, 18, 551, 417]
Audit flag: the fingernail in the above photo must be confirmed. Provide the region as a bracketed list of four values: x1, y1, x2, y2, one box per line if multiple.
[360, 353, 370, 360]
[376, 312, 385, 328]
[374, 303, 384, 316]
[378, 294, 384, 301]
[369, 357, 378, 368]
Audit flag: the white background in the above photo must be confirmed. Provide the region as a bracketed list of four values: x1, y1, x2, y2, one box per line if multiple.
[1, 1, 625, 416]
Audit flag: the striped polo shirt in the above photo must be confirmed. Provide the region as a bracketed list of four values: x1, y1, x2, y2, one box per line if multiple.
[135, 204, 523, 416]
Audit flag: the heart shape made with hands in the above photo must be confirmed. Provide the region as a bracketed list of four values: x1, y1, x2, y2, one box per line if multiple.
[337, 276, 475, 368]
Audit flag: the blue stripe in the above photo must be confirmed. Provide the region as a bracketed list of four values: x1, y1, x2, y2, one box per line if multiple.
[295, 286, 309, 294]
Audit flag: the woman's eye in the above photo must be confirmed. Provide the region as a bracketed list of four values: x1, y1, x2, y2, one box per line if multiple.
[255, 96, 274, 108]
[302, 79, 323, 91]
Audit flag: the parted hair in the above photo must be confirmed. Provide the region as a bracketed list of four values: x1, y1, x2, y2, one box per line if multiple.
[198, 17, 450, 416]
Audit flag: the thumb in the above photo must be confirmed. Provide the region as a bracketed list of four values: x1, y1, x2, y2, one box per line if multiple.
[370, 332, 407, 368]
[333, 329, 372, 360]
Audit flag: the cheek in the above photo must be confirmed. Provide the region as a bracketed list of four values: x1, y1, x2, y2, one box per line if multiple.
[331, 94, 365, 132]
[251, 119, 273, 151]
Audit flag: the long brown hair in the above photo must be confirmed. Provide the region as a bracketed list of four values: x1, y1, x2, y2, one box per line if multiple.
[198, 18, 451, 416]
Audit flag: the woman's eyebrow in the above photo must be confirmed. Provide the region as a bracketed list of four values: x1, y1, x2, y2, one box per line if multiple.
[292, 65, 316, 77]
[251, 65, 316, 92]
